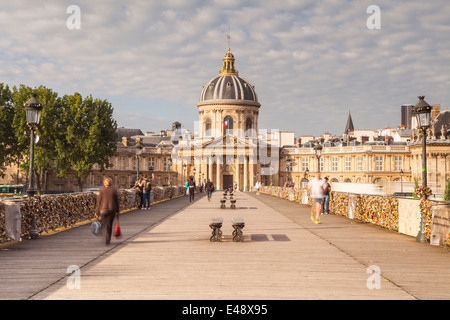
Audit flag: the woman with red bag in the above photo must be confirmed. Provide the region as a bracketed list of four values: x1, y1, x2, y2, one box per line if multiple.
[95, 177, 120, 245]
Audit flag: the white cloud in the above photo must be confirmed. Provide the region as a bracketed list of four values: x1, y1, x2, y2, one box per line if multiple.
[0, 0, 449, 137]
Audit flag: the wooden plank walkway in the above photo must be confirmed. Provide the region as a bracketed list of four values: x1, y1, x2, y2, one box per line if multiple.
[0, 191, 449, 300]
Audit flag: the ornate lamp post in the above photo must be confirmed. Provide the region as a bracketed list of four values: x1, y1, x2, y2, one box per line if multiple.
[135, 140, 144, 181]
[302, 168, 309, 188]
[167, 157, 172, 186]
[314, 143, 323, 172]
[24, 93, 43, 239]
[285, 158, 293, 186]
[400, 169, 404, 193]
[413, 96, 432, 243]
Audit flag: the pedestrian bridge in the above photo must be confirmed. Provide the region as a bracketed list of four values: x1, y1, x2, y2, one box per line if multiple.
[1, 191, 449, 301]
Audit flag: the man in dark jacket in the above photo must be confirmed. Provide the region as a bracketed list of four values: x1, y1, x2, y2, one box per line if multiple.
[95, 177, 120, 245]
[188, 177, 196, 203]
[205, 179, 214, 202]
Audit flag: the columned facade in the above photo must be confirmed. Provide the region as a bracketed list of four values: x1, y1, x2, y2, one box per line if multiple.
[191, 48, 262, 191]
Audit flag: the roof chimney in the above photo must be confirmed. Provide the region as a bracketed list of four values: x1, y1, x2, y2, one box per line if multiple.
[122, 136, 128, 146]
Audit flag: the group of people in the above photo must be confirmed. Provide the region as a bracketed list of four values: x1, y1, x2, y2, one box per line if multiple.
[94, 171, 330, 245]
[133, 174, 154, 210]
[307, 172, 331, 224]
[185, 178, 215, 203]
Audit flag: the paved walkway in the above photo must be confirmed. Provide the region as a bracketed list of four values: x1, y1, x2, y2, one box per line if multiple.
[0, 191, 449, 300]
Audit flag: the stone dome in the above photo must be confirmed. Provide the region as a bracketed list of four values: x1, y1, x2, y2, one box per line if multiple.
[198, 49, 259, 106]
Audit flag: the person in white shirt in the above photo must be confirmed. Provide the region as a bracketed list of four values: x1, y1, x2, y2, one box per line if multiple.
[307, 172, 327, 224]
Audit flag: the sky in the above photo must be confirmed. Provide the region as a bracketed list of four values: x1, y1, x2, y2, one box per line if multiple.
[1, 0, 449, 138]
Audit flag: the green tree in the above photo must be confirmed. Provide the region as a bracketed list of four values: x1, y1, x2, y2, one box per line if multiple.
[55, 93, 117, 191]
[11, 85, 63, 193]
[0, 83, 17, 176]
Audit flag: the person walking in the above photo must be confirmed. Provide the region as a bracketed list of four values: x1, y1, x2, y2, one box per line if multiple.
[307, 172, 327, 224]
[188, 177, 196, 203]
[255, 181, 261, 194]
[205, 179, 214, 202]
[321, 177, 331, 215]
[95, 177, 120, 245]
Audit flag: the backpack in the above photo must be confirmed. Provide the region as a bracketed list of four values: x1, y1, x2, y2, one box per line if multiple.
[145, 180, 151, 192]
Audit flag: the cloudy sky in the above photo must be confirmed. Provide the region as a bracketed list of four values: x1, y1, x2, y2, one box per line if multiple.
[1, 0, 449, 137]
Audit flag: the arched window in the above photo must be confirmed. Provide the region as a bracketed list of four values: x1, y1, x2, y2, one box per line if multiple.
[223, 116, 233, 135]
[245, 117, 252, 131]
[204, 117, 212, 136]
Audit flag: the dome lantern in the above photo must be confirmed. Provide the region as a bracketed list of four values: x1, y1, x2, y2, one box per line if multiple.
[220, 48, 238, 75]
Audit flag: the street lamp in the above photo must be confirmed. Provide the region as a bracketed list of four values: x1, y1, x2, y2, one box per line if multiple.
[314, 143, 323, 172]
[400, 169, 404, 193]
[24, 93, 43, 239]
[286, 158, 293, 186]
[135, 140, 144, 181]
[413, 95, 432, 243]
[167, 157, 172, 186]
[302, 168, 309, 188]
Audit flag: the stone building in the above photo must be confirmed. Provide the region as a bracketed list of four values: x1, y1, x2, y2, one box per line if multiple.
[1, 49, 449, 197]
[174, 47, 269, 191]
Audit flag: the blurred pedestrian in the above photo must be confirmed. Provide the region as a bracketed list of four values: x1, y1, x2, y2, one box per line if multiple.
[205, 179, 214, 202]
[95, 177, 120, 245]
[307, 172, 327, 224]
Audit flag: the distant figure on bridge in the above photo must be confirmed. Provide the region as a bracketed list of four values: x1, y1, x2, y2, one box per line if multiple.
[307, 172, 327, 224]
[321, 177, 331, 215]
[142, 174, 154, 210]
[188, 178, 196, 203]
[95, 177, 120, 245]
[205, 179, 214, 202]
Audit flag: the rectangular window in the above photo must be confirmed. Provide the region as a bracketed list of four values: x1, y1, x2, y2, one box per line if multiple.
[148, 157, 155, 170]
[394, 156, 403, 171]
[301, 158, 309, 172]
[319, 157, 324, 172]
[357, 156, 363, 171]
[345, 157, 351, 171]
[120, 156, 126, 170]
[332, 157, 338, 172]
[375, 156, 384, 171]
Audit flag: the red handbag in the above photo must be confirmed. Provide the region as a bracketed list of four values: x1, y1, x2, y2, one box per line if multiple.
[114, 216, 122, 238]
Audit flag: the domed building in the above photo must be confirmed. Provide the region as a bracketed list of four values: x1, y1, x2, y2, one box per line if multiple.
[197, 48, 261, 138]
[175, 48, 269, 191]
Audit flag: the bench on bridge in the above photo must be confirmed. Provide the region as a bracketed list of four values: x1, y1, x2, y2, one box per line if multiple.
[231, 217, 245, 242]
[220, 192, 237, 209]
[209, 217, 223, 242]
